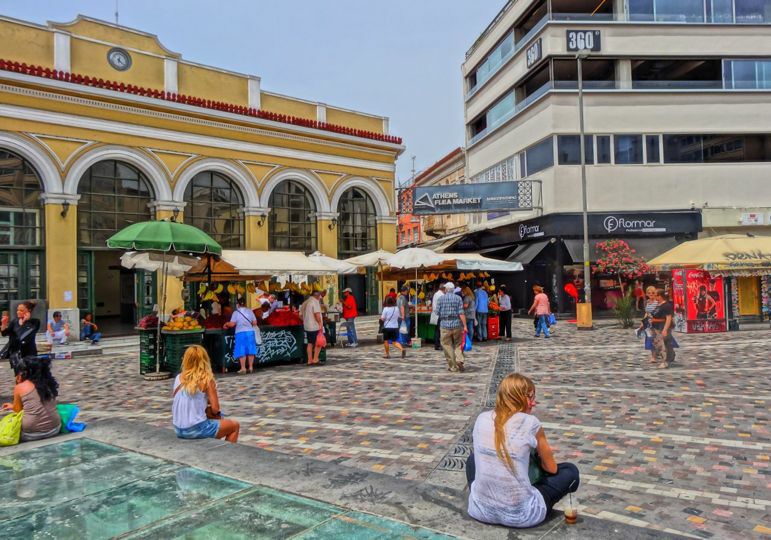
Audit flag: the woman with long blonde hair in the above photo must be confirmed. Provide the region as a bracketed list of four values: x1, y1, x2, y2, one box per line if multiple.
[467, 373, 579, 528]
[172, 345, 239, 442]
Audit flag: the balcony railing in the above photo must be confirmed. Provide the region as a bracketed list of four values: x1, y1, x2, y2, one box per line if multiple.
[631, 80, 724, 90]
[469, 81, 552, 146]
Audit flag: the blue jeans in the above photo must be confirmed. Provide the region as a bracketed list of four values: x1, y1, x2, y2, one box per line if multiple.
[345, 318, 358, 344]
[475, 312, 488, 340]
[466, 319, 475, 340]
[80, 328, 102, 343]
[535, 315, 550, 337]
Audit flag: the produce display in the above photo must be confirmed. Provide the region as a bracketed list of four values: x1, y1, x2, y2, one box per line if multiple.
[136, 314, 159, 329]
[164, 315, 203, 332]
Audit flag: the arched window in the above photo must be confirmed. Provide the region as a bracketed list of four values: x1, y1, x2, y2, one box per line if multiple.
[0, 149, 44, 311]
[77, 160, 154, 247]
[184, 171, 244, 249]
[337, 187, 377, 259]
[268, 180, 317, 253]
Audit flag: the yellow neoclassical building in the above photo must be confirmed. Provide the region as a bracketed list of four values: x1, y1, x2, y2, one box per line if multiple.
[0, 15, 402, 330]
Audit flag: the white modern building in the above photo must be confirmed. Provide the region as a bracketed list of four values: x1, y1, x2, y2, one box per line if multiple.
[457, 0, 771, 319]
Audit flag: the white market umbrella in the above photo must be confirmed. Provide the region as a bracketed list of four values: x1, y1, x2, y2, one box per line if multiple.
[344, 249, 395, 267]
[386, 248, 448, 307]
[120, 251, 198, 277]
[308, 251, 359, 274]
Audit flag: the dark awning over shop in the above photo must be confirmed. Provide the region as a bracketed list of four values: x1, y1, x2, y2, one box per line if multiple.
[563, 237, 681, 263]
[506, 240, 550, 263]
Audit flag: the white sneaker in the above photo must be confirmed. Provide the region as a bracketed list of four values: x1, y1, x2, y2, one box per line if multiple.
[349, 343, 359, 348]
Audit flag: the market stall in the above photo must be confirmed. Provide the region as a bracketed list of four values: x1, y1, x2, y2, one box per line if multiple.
[379, 249, 523, 342]
[649, 234, 771, 332]
[185, 250, 350, 368]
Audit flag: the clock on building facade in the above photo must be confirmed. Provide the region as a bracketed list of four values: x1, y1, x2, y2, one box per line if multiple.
[107, 47, 132, 71]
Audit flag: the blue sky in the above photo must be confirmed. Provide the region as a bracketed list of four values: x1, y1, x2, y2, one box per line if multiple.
[1, 0, 505, 183]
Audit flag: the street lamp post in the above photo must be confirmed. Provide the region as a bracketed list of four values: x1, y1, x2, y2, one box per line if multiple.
[576, 48, 593, 322]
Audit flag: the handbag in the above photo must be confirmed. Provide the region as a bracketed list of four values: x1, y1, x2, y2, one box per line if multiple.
[548, 313, 557, 326]
[463, 331, 472, 352]
[0, 411, 23, 446]
[528, 448, 546, 484]
[399, 321, 409, 334]
[56, 403, 86, 433]
[315, 331, 327, 348]
[429, 312, 439, 326]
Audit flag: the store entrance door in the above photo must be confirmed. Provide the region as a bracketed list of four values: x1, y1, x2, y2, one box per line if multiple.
[737, 276, 761, 316]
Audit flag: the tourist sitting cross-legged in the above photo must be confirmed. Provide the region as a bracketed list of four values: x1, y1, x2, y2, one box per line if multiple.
[2, 356, 61, 442]
[466, 373, 579, 528]
[172, 345, 239, 443]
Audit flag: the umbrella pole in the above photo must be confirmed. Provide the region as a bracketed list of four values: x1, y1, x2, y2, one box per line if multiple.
[156, 259, 168, 373]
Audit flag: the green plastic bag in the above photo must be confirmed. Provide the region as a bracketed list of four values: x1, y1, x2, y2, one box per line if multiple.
[0, 411, 23, 446]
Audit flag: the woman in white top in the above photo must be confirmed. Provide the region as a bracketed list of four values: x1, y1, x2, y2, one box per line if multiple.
[223, 296, 258, 374]
[380, 296, 405, 359]
[467, 373, 579, 528]
[172, 345, 239, 442]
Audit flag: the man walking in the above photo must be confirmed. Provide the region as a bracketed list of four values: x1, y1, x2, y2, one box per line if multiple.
[300, 290, 324, 365]
[431, 280, 445, 350]
[436, 282, 467, 372]
[474, 281, 489, 342]
[341, 287, 359, 347]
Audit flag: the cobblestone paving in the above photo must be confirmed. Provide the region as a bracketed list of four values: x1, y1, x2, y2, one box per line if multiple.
[510, 320, 771, 539]
[0, 335, 499, 483]
[2, 319, 769, 538]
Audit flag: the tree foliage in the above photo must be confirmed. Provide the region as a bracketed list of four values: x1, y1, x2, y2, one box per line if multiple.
[593, 239, 650, 295]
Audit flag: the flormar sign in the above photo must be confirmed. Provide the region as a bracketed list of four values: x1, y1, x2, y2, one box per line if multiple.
[412, 181, 527, 215]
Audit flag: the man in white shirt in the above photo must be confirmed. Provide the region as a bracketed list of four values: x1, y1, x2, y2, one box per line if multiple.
[431, 281, 446, 351]
[300, 291, 324, 365]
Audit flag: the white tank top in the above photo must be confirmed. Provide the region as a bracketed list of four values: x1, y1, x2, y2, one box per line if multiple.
[171, 374, 207, 429]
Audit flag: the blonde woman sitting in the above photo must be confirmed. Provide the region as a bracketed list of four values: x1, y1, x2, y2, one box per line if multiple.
[172, 345, 240, 443]
[466, 373, 579, 528]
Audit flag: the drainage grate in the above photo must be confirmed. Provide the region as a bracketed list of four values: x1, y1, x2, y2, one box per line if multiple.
[436, 455, 469, 471]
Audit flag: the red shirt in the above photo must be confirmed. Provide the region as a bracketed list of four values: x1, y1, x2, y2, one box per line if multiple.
[342, 294, 358, 319]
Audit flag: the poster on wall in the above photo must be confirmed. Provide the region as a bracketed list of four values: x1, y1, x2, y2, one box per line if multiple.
[684, 269, 726, 333]
[671, 269, 686, 333]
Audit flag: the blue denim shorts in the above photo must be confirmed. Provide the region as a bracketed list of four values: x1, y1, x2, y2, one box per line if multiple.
[175, 419, 220, 439]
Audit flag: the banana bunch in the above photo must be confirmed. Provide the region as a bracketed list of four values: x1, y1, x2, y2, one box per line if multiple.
[246, 282, 256, 294]
[197, 283, 223, 301]
[418, 291, 425, 300]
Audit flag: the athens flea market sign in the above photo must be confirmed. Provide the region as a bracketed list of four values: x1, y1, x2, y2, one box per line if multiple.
[412, 181, 528, 215]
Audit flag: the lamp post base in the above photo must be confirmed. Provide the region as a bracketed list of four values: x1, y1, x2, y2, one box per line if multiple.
[576, 302, 594, 330]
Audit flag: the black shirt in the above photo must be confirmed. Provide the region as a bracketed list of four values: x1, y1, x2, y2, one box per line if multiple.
[651, 302, 673, 331]
[1, 318, 40, 358]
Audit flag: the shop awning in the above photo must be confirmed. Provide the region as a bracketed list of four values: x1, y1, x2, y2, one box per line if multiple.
[447, 253, 523, 272]
[186, 250, 344, 280]
[506, 241, 549, 264]
[648, 233, 771, 272]
[564, 237, 681, 263]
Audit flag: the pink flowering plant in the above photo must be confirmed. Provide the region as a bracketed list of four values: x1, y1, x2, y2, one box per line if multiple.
[592, 239, 650, 296]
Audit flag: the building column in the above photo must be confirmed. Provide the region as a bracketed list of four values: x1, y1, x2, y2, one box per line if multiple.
[42, 195, 79, 311]
[152, 202, 185, 317]
[244, 207, 270, 251]
[316, 212, 339, 257]
[617, 59, 632, 89]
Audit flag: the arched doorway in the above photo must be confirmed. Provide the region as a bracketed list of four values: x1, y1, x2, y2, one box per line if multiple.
[0, 149, 44, 313]
[268, 179, 317, 253]
[184, 171, 245, 249]
[337, 187, 378, 314]
[77, 160, 155, 332]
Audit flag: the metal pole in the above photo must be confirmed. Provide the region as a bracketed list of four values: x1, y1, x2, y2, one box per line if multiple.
[577, 53, 592, 307]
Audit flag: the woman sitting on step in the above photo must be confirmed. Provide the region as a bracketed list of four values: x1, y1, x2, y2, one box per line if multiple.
[2, 356, 61, 442]
[466, 373, 579, 528]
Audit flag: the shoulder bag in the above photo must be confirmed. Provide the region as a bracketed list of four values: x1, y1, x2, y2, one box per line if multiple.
[0, 411, 23, 446]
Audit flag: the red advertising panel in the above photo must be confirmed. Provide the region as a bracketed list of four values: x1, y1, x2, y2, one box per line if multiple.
[671, 269, 686, 333]
[684, 270, 726, 333]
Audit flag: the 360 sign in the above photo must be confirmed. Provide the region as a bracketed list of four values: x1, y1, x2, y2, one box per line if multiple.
[566, 30, 601, 52]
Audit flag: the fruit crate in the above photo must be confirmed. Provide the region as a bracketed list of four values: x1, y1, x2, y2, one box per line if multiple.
[137, 327, 161, 375]
[162, 329, 203, 374]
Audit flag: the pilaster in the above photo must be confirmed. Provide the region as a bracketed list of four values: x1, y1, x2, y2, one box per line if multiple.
[43, 199, 78, 310]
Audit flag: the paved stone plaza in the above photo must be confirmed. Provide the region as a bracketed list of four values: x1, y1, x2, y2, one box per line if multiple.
[1, 319, 769, 538]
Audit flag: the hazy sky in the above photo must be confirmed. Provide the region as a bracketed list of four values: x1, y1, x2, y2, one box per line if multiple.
[1, 0, 505, 183]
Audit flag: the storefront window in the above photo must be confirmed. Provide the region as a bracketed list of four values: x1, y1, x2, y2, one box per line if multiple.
[337, 188, 377, 259]
[184, 171, 244, 249]
[77, 160, 154, 247]
[268, 180, 317, 253]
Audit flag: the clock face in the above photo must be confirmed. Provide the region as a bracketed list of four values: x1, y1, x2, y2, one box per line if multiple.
[107, 47, 132, 71]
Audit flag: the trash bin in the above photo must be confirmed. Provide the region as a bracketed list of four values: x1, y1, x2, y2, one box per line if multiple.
[162, 329, 203, 374]
[137, 327, 161, 375]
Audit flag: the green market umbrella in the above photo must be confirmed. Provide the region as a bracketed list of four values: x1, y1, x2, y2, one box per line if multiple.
[107, 220, 222, 255]
[107, 220, 222, 379]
